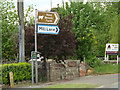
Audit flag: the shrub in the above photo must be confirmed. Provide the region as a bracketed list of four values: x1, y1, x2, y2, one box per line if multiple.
[87, 56, 103, 68]
[2, 63, 32, 84]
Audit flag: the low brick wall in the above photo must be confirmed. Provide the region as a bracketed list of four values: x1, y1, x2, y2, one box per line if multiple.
[46, 60, 82, 81]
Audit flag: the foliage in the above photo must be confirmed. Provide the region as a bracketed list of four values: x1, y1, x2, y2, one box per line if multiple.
[2, 63, 32, 84]
[1, 0, 35, 62]
[1, 0, 19, 61]
[24, 4, 35, 26]
[93, 63, 118, 75]
[90, 3, 111, 57]
[86, 56, 103, 68]
[105, 2, 120, 56]
[58, 2, 119, 59]
[25, 14, 77, 61]
[58, 2, 110, 60]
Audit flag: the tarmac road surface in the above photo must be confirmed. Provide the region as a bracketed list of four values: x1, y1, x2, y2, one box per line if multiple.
[20, 74, 119, 88]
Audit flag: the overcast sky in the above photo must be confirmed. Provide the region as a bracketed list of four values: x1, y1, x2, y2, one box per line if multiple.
[12, 0, 73, 16]
[13, 0, 71, 11]
[12, 0, 120, 11]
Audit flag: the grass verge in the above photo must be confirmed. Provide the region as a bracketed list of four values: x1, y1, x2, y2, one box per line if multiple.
[44, 83, 100, 88]
[92, 63, 118, 75]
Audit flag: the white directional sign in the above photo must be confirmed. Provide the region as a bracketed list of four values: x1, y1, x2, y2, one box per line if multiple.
[37, 24, 60, 35]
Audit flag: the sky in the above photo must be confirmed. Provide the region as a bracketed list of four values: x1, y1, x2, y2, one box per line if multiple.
[10, 0, 120, 12]
[13, 0, 70, 11]
[13, 0, 73, 16]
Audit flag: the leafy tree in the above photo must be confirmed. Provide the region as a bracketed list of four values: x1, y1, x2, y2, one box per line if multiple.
[57, 2, 109, 60]
[1, 0, 35, 62]
[88, 3, 111, 57]
[0, 0, 19, 61]
[99, 2, 119, 56]
[25, 14, 77, 62]
[24, 4, 35, 26]
[119, 2, 120, 56]
[103, 2, 119, 44]
[106, 2, 120, 56]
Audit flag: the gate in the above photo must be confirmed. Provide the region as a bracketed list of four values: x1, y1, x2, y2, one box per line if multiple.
[38, 59, 47, 82]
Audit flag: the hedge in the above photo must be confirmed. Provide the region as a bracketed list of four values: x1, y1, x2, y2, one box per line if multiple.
[2, 63, 32, 84]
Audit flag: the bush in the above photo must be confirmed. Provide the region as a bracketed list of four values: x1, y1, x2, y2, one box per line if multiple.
[2, 63, 32, 84]
[87, 56, 103, 68]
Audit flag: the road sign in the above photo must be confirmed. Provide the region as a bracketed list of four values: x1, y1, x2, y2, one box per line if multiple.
[106, 44, 119, 54]
[37, 11, 59, 25]
[37, 24, 60, 35]
[31, 52, 37, 59]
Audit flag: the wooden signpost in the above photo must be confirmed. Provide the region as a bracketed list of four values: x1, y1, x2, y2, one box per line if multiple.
[9, 72, 14, 87]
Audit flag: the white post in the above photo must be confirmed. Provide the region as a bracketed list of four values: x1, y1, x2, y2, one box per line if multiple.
[105, 52, 106, 60]
[105, 46, 107, 60]
[107, 55, 109, 61]
[117, 55, 119, 64]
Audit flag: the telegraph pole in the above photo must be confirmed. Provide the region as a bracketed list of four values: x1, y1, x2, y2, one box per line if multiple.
[17, 0, 25, 62]
[51, 0, 52, 9]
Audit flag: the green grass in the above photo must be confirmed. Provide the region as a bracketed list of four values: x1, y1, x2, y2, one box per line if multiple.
[44, 83, 100, 88]
[93, 63, 118, 75]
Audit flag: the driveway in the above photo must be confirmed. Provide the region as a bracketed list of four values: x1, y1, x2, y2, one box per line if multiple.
[20, 74, 119, 88]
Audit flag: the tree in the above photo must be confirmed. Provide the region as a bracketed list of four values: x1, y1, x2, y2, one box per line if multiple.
[89, 2, 111, 57]
[24, 5, 35, 26]
[25, 14, 77, 62]
[1, 0, 36, 62]
[102, 2, 119, 44]
[57, 1, 110, 60]
[105, 2, 120, 57]
[1, 0, 19, 61]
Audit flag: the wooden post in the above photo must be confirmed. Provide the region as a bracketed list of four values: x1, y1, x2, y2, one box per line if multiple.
[9, 72, 14, 87]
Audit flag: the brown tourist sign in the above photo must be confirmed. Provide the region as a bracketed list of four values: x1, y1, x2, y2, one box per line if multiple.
[37, 11, 59, 25]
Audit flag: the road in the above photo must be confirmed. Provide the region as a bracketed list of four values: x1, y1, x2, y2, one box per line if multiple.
[20, 74, 119, 88]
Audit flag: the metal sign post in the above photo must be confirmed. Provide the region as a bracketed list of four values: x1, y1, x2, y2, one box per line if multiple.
[31, 51, 35, 84]
[33, 10, 60, 84]
[35, 9, 38, 84]
[32, 55, 34, 84]
[31, 51, 40, 84]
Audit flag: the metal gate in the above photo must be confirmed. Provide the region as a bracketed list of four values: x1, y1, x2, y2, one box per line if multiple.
[38, 59, 47, 82]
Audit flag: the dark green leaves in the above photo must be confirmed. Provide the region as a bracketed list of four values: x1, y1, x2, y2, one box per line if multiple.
[2, 63, 32, 84]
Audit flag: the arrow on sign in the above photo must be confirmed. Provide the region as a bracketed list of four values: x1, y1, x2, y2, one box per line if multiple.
[37, 24, 60, 35]
[37, 12, 59, 25]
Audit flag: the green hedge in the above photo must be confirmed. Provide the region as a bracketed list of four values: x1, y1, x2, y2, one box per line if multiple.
[2, 63, 32, 84]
